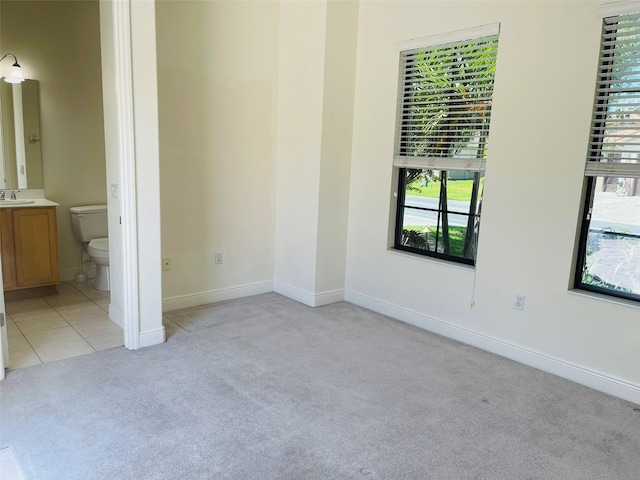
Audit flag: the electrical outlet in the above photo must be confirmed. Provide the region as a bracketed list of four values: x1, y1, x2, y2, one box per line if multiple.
[215, 252, 223, 265]
[162, 257, 171, 271]
[514, 294, 525, 311]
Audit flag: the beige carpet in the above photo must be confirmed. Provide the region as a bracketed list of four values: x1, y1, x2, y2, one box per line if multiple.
[1, 293, 639, 479]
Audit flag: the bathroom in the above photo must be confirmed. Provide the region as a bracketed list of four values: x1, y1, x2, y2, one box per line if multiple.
[0, 1, 119, 369]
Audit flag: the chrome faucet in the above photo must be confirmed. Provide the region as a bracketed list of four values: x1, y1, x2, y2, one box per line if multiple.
[0, 191, 4, 200]
[10, 190, 18, 200]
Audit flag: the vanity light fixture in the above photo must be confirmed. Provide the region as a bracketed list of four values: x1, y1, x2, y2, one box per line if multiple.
[0, 53, 25, 83]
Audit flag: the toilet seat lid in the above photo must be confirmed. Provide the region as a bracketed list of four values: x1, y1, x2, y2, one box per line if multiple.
[88, 237, 109, 252]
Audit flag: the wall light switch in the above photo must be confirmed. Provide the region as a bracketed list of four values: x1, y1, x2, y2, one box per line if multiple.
[111, 183, 119, 199]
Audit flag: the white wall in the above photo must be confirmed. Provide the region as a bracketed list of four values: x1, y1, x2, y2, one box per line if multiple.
[156, 0, 279, 310]
[315, 0, 358, 296]
[274, 0, 358, 306]
[1, 0, 107, 281]
[274, 0, 327, 300]
[345, 1, 640, 403]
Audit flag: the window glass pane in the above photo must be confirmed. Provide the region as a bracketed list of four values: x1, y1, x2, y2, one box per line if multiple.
[579, 176, 640, 300]
[431, 213, 475, 257]
[398, 169, 483, 263]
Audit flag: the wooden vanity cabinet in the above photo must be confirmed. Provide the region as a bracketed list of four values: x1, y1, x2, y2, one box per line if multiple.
[1, 207, 60, 297]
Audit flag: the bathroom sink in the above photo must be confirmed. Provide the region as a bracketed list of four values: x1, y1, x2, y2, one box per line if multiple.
[0, 199, 36, 205]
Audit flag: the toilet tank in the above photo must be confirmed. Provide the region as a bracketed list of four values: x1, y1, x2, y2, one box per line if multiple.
[70, 205, 108, 243]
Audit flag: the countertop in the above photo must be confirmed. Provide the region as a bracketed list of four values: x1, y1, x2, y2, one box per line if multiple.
[0, 198, 59, 209]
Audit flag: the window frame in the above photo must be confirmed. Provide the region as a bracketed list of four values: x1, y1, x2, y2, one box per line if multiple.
[573, 8, 640, 303]
[391, 25, 499, 266]
[393, 169, 482, 266]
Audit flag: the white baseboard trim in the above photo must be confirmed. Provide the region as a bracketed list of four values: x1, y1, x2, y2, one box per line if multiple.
[345, 290, 640, 405]
[109, 303, 124, 329]
[274, 282, 314, 306]
[314, 288, 345, 306]
[274, 282, 344, 307]
[139, 326, 165, 348]
[162, 281, 274, 312]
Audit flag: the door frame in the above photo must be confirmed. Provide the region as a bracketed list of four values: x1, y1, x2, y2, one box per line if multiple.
[109, 0, 140, 349]
[0, 0, 163, 377]
[103, 0, 164, 350]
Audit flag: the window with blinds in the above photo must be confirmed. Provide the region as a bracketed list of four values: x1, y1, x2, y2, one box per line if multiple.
[392, 26, 499, 265]
[586, 12, 640, 177]
[394, 29, 499, 171]
[575, 10, 640, 302]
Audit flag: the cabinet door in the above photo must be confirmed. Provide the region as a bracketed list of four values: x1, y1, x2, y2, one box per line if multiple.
[0, 209, 17, 289]
[12, 208, 59, 287]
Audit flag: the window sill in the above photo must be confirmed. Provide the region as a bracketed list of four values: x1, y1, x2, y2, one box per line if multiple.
[567, 289, 640, 310]
[386, 247, 475, 272]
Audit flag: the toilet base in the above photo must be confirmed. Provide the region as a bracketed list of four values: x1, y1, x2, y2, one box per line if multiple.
[93, 265, 110, 291]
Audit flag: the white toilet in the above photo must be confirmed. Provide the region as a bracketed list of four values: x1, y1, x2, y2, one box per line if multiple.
[70, 205, 110, 291]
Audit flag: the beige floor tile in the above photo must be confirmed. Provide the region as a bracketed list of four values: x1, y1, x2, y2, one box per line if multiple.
[72, 319, 121, 337]
[24, 326, 83, 347]
[15, 315, 69, 334]
[44, 293, 93, 308]
[52, 301, 103, 316]
[85, 331, 124, 351]
[58, 306, 110, 325]
[8, 335, 31, 353]
[71, 281, 108, 297]
[34, 339, 94, 363]
[56, 282, 80, 294]
[85, 288, 109, 299]
[11, 311, 61, 325]
[71, 280, 93, 291]
[8, 348, 41, 370]
[9, 306, 59, 323]
[5, 297, 50, 314]
[7, 320, 22, 338]
[96, 300, 110, 311]
[86, 293, 110, 305]
[5, 283, 117, 371]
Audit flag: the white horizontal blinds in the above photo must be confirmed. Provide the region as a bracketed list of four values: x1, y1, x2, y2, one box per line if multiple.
[393, 33, 499, 171]
[586, 11, 640, 178]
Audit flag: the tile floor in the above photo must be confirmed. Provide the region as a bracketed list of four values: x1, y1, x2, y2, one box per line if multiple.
[5, 281, 122, 370]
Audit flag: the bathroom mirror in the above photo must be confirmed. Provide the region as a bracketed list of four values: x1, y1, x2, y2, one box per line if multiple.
[0, 79, 44, 190]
